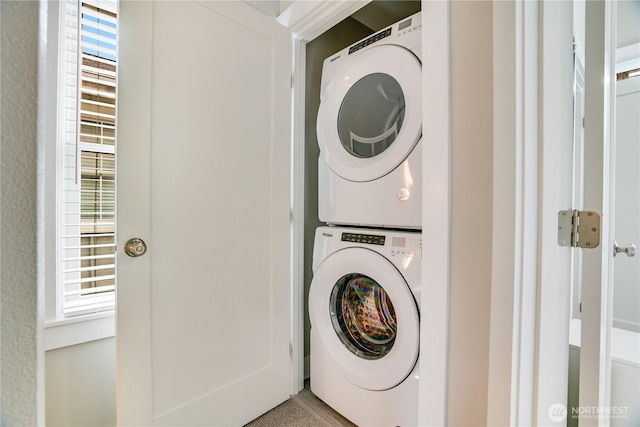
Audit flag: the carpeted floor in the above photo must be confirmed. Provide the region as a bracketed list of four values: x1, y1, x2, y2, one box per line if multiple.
[243, 384, 356, 427]
[244, 398, 325, 427]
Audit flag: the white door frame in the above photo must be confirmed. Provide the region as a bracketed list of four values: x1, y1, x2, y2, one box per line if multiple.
[534, 1, 576, 425]
[488, 1, 542, 424]
[580, 1, 616, 424]
[488, 1, 616, 425]
[418, 1, 450, 425]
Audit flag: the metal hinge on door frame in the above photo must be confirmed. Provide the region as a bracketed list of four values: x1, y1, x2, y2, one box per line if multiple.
[558, 210, 601, 248]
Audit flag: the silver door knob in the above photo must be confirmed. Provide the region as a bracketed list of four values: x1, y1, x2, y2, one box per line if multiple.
[124, 238, 147, 257]
[613, 241, 636, 258]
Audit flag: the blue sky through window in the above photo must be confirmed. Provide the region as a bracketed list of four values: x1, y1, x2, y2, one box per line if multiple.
[82, 13, 116, 61]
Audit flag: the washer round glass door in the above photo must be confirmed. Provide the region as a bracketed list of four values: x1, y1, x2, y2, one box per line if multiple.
[317, 45, 422, 182]
[309, 247, 419, 391]
[330, 273, 397, 360]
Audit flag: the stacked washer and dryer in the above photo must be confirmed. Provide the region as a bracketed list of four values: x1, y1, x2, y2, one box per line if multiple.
[309, 12, 423, 427]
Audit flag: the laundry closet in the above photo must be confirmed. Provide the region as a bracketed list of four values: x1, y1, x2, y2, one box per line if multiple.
[301, 2, 422, 425]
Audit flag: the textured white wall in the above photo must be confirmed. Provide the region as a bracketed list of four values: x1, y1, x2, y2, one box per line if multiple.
[0, 0, 45, 424]
[46, 338, 116, 426]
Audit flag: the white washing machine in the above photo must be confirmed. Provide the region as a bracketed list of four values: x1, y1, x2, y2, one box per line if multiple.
[309, 226, 420, 427]
[317, 12, 422, 230]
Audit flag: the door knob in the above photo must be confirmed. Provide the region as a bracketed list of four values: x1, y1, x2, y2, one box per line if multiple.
[613, 241, 636, 258]
[124, 238, 147, 257]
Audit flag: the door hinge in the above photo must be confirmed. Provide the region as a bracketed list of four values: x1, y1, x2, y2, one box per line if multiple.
[558, 210, 600, 249]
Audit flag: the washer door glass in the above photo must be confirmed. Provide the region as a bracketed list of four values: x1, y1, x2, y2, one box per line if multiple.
[330, 273, 396, 360]
[337, 73, 405, 159]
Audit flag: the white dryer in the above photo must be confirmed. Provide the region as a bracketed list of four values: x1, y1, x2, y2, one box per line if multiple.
[309, 226, 420, 427]
[317, 12, 422, 229]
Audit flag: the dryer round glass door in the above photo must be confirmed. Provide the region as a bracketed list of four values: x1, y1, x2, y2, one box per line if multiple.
[309, 247, 419, 391]
[337, 73, 405, 159]
[317, 45, 422, 182]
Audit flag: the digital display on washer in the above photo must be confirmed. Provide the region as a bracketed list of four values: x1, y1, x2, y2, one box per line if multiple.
[398, 18, 412, 31]
[341, 232, 386, 246]
[391, 236, 406, 247]
[348, 28, 392, 55]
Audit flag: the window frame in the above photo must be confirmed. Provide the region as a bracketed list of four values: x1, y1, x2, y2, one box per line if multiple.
[44, 0, 116, 350]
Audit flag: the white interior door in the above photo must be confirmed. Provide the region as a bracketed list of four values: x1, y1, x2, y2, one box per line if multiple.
[612, 76, 639, 331]
[116, 1, 292, 425]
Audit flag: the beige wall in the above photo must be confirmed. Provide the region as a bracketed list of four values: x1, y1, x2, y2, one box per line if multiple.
[448, 1, 494, 425]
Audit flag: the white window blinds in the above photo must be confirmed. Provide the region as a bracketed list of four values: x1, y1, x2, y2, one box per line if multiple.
[60, 0, 118, 317]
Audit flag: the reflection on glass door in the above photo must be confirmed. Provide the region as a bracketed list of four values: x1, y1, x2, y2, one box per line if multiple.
[330, 273, 397, 360]
[337, 73, 405, 158]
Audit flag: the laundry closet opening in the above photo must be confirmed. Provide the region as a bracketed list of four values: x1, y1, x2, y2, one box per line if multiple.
[301, 0, 421, 381]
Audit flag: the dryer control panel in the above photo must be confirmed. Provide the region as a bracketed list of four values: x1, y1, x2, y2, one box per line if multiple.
[346, 13, 422, 56]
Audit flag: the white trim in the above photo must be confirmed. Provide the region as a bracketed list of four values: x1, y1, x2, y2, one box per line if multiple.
[418, 0, 450, 425]
[579, 1, 616, 423]
[488, 1, 540, 425]
[44, 311, 115, 351]
[290, 36, 306, 394]
[43, 0, 116, 350]
[516, 3, 540, 423]
[44, 0, 64, 327]
[488, 2, 521, 424]
[277, 0, 370, 42]
[616, 42, 640, 74]
[534, 1, 575, 425]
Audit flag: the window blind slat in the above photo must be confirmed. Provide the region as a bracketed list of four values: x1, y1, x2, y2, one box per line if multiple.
[80, 28, 116, 44]
[65, 263, 115, 273]
[81, 3, 117, 21]
[81, 98, 116, 110]
[63, 277, 115, 289]
[63, 252, 115, 260]
[65, 243, 115, 250]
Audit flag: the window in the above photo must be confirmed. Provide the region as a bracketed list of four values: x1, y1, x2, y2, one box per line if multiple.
[45, 0, 118, 349]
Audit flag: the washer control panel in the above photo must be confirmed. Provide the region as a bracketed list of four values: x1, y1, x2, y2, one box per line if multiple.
[390, 235, 422, 258]
[338, 231, 421, 258]
[341, 232, 386, 246]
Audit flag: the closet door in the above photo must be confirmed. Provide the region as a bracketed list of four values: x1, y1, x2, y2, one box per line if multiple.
[116, 1, 292, 425]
